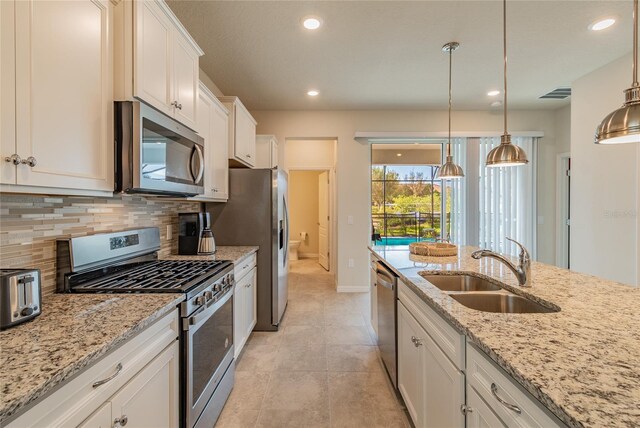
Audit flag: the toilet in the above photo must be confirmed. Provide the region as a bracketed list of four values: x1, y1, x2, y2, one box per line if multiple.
[289, 240, 301, 261]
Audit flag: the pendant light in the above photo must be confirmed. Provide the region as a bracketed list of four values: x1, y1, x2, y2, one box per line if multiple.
[595, 0, 640, 144]
[485, 0, 528, 167]
[437, 42, 464, 179]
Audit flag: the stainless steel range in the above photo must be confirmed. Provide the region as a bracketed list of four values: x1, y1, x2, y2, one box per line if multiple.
[56, 227, 234, 428]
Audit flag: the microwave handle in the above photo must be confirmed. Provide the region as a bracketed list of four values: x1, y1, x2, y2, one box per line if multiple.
[191, 145, 205, 184]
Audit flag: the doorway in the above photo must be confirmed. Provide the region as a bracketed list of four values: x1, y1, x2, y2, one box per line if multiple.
[289, 169, 331, 271]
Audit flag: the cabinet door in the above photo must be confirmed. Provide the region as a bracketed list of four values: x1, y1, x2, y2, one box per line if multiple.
[398, 302, 425, 426]
[110, 342, 179, 428]
[196, 84, 214, 199]
[234, 103, 256, 166]
[270, 139, 278, 168]
[244, 268, 257, 337]
[423, 325, 465, 427]
[467, 387, 507, 428]
[210, 99, 229, 200]
[0, 0, 15, 184]
[14, 0, 113, 191]
[77, 402, 112, 428]
[134, 0, 173, 116]
[172, 32, 198, 130]
[233, 280, 245, 358]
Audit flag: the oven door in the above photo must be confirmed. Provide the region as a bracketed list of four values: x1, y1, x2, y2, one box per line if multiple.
[183, 289, 234, 428]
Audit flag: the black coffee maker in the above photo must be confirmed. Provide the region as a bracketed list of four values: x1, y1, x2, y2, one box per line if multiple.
[178, 212, 216, 255]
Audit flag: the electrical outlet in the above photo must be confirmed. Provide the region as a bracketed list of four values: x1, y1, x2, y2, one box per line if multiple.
[166, 225, 172, 240]
[348, 258, 354, 268]
[348, 215, 354, 225]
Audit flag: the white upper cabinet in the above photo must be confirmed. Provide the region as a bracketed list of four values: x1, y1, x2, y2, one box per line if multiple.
[116, 0, 203, 131]
[0, 0, 16, 185]
[256, 135, 279, 168]
[1, 0, 114, 195]
[191, 82, 229, 202]
[218, 96, 257, 168]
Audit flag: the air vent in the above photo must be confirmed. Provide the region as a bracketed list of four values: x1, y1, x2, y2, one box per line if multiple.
[539, 87, 571, 99]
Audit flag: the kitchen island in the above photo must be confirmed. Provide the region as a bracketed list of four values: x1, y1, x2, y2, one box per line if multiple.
[370, 245, 640, 428]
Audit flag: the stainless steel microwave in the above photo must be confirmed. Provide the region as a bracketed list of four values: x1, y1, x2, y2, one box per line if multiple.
[115, 101, 204, 197]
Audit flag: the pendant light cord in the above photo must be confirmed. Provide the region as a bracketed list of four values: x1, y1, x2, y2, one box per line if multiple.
[448, 46, 453, 157]
[634, 0, 638, 87]
[503, 0, 508, 137]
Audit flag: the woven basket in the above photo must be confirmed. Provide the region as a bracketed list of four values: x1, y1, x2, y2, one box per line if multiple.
[409, 242, 457, 257]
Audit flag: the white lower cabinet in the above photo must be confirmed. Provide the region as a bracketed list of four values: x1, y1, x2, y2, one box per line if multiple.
[233, 253, 258, 358]
[398, 301, 464, 428]
[7, 310, 179, 428]
[398, 281, 566, 428]
[466, 386, 506, 428]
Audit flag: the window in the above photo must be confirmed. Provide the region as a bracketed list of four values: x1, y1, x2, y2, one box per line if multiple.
[371, 142, 448, 245]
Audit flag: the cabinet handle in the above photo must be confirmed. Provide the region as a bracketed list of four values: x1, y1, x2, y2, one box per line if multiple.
[246, 154, 251, 158]
[92, 363, 123, 388]
[491, 383, 522, 414]
[113, 415, 128, 427]
[411, 336, 423, 347]
[4, 154, 21, 165]
[20, 156, 37, 167]
[177, 103, 182, 110]
[171, 101, 182, 110]
[460, 404, 473, 415]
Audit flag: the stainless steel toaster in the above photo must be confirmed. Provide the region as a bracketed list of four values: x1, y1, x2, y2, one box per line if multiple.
[0, 268, 41, 329]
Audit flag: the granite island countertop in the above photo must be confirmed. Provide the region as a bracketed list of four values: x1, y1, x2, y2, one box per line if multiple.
[370, 245, 640, 428]
[0, 293, 183, 423]
[162, 245, 258, 265]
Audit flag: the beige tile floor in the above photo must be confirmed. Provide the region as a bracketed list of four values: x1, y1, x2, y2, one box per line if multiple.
[215, 259, 410, 428]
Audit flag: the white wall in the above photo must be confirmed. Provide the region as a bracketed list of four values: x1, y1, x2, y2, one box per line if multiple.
[252, 109, 561, 290]
[570, 53, 639, 286]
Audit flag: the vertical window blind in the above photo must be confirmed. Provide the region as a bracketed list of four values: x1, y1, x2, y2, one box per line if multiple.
[449, 137, 537, 258]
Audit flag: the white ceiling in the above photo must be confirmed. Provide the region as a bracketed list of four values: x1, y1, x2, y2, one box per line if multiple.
[167, 0, 634, 111]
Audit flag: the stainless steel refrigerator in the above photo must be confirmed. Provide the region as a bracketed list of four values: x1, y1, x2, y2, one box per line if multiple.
[207, 168, 288, 331]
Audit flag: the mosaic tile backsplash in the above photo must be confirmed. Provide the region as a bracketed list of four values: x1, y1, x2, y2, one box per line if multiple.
[0, 193, 200, 296]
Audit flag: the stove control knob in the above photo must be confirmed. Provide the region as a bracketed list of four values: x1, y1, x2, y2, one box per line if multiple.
[195, 295, 206, 306]
[204, 291, 214, 301]
[213, 283, 222, 292]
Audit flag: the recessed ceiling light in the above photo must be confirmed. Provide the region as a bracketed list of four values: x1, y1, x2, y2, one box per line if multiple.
[302, 16, 322, 30]
[491, 101, 503, 107]
[589, 18, 616, 31]
[396, 153, 402, 157]
[487, 90, 500, 97]
[307, 90, 319, 97]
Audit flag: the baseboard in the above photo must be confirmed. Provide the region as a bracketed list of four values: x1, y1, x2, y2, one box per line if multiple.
[299, 253, 319, 259]
[337, 285, 369, 293]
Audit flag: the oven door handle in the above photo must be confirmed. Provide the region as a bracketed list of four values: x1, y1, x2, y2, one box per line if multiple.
[184, 288, 233, 331]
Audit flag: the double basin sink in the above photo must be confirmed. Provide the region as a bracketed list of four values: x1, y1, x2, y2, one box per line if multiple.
[419, 273, 558, 314]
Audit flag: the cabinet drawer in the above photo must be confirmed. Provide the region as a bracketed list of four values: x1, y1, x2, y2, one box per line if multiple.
[8, 309, 179, 427]
[234, 252, 257, 280]
[466, 344, 565, 428]
[398, 280, 465, 370]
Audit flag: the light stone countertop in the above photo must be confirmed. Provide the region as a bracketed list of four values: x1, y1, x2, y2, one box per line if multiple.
[370, 245, 640, 428]
[163, 245, 258, 265]
[0, 293, 183, 423]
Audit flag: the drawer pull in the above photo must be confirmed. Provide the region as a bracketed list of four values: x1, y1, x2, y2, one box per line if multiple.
[113, 415, 128, 427]
[491, 383, 522, 414]
[411, 336, 423, 347]
[93, 363, 123, 388]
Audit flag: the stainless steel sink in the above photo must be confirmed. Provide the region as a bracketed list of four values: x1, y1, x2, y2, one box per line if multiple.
[449, 293, 558, 314]
[420, 273, 503, 292]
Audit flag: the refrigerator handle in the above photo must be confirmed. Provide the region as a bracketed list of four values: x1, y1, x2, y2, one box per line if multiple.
[283, 196, 289, 264]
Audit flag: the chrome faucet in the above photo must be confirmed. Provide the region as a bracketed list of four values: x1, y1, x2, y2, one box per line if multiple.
[471, 238, 532, 287]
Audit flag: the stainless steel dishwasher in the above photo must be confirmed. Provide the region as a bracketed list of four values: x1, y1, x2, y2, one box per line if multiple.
[376, 260, 398, 389]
